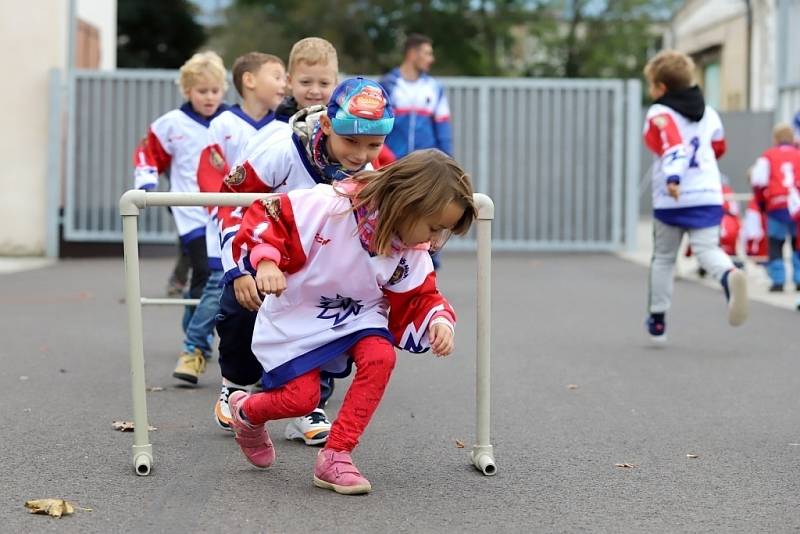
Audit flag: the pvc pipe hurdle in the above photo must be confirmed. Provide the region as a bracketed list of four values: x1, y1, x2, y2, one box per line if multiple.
[119, 189, 496, 477]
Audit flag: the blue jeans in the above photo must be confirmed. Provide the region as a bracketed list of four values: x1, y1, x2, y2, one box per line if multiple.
[765, 215, 800, 285]
[182, 269, 223, 356]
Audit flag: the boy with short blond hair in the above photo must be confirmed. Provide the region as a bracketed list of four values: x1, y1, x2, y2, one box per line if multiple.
[642, 50, 748, 343]
[274, 37, 339, 121]
[133, 51, 229, 382]
[750, 123, 800, 291]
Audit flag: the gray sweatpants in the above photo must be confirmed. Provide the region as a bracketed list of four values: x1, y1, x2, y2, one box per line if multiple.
[649, 219, 734, 313]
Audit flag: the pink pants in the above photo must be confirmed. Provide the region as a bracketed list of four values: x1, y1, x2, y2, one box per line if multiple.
[242, 336, 396, 452]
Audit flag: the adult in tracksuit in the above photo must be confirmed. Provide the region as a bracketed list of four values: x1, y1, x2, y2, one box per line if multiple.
[381, 33, 453, 268]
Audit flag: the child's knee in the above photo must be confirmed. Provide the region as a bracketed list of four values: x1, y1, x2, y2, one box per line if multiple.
[283, 373, 321, 415]
[354, 337, 396, 375]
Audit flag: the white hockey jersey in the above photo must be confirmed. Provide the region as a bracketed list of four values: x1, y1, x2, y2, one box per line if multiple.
[643, 103, 726, 227]
[133, 103, 226, 242]
[197, 106, 289, 269]
[217, 127, 324, 284]
[232, 184, 456, 389]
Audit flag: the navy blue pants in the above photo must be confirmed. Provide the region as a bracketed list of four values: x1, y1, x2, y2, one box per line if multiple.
[216, 283, 334, 408]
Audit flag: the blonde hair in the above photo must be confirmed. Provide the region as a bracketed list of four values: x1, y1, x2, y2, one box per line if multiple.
[232, 52, 284, 96]
[344, 149, 476, 256]
[773, 123, 795, 144]
[644, 50, 695, 93]
[178, 51, 227, 95]
[288, 37, 339, 76]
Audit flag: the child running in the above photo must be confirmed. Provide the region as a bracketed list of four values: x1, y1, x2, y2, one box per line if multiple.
[132, 51, 228, 378]
[227, 149, 476, 495]
[214, 75, 391, 446]
[642, 50, 748, 343]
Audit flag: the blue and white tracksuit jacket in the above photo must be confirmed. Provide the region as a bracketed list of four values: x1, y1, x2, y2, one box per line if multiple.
[380, 68, 452, 157]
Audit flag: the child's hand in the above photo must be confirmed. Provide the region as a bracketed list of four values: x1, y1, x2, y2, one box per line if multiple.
[667, 182, 680, 200]
[255, 261, 287, 297]
[429, 323, 454, 357]
[233, 275, 262, 312]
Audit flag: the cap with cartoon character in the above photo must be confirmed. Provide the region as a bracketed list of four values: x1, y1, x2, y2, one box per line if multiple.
[327, 77, 394, 136]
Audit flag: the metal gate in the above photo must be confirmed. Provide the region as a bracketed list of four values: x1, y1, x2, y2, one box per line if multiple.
[62, 70, 641, 251]
[776, 0, 800, 124]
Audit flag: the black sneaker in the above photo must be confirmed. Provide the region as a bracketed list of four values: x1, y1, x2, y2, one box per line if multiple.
[646, 313, 667, 344]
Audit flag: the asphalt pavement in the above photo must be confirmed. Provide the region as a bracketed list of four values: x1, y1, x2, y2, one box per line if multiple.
[1, 253, 798, 533]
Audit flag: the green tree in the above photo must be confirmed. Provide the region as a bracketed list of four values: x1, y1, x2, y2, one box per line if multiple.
[523, 0, 679, 78]
[209, 0, 529, 76]
[117, 0, 207, 68]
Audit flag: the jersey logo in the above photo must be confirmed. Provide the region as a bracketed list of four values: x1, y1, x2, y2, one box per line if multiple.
[314, 233, 331, 246]
[388, 257, 409, 286]
[316, 294, 363, 326]
[225, 165, 245, 186]
[259, 197, 281, 220]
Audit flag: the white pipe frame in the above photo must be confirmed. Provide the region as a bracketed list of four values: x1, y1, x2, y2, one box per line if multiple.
[119, 190, 497, 477]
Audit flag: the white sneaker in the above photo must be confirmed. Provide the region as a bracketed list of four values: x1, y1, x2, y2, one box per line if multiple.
[214, 384, 246, 431]
[726, 269, 748, 326]
[284, 408, 331, 446]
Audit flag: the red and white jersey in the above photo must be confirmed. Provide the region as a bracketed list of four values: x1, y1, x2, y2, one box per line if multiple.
[217, 128, 321, 284]
[196, 106, 289, 266]
[233, 184, 455, 389]
[643, 104, 725, 211]
[750, 144, 800, 214]
[133, 103, 226, 240]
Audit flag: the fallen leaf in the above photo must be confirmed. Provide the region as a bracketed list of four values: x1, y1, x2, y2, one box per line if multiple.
[567, 384, 579, 390]
[112, 421, 156, 432]
[614, 463, 638, 469]
[24, 499, 74, 518]
[686, 454, 699, 459]
[455, 439, 465, 448]
[146, 386, 165, 392]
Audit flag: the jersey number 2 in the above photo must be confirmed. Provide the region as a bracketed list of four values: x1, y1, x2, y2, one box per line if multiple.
[688, 137, 700, 168]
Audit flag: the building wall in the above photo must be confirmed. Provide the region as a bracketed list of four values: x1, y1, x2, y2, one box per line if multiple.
[0, 0, 116, 256]
[0, 2, 67, 255]
[667, 0, 775, 112]
[77, 0, 117, 70]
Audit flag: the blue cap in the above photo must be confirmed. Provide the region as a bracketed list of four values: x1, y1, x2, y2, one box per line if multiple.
[327, 77, 395, 136]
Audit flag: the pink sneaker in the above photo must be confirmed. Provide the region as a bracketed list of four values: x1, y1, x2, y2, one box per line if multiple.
[313, 449, 372, 495]
[228, 390, 275, 468]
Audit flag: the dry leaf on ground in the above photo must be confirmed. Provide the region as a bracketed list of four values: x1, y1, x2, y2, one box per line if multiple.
[146, 386, 165, 392]
[686, 454, 699, 459]
[455, 439, 465, 448]
[24, 499, 74, 518]
[112, 420, 156, 432]
[567, 384, 579, 390]
[614, 463, 638, 469]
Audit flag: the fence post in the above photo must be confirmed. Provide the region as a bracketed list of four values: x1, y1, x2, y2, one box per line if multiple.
[46, 69, 63, 258]
[625, 80, 642, 252]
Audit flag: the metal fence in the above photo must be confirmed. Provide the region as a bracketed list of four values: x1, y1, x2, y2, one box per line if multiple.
[776, 0, 800, 124]
[62, 69, 642, 251]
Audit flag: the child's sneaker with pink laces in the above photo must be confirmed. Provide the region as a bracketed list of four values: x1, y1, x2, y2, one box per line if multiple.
[313, 449, 372, 495]
[228, 390, 275, 468]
